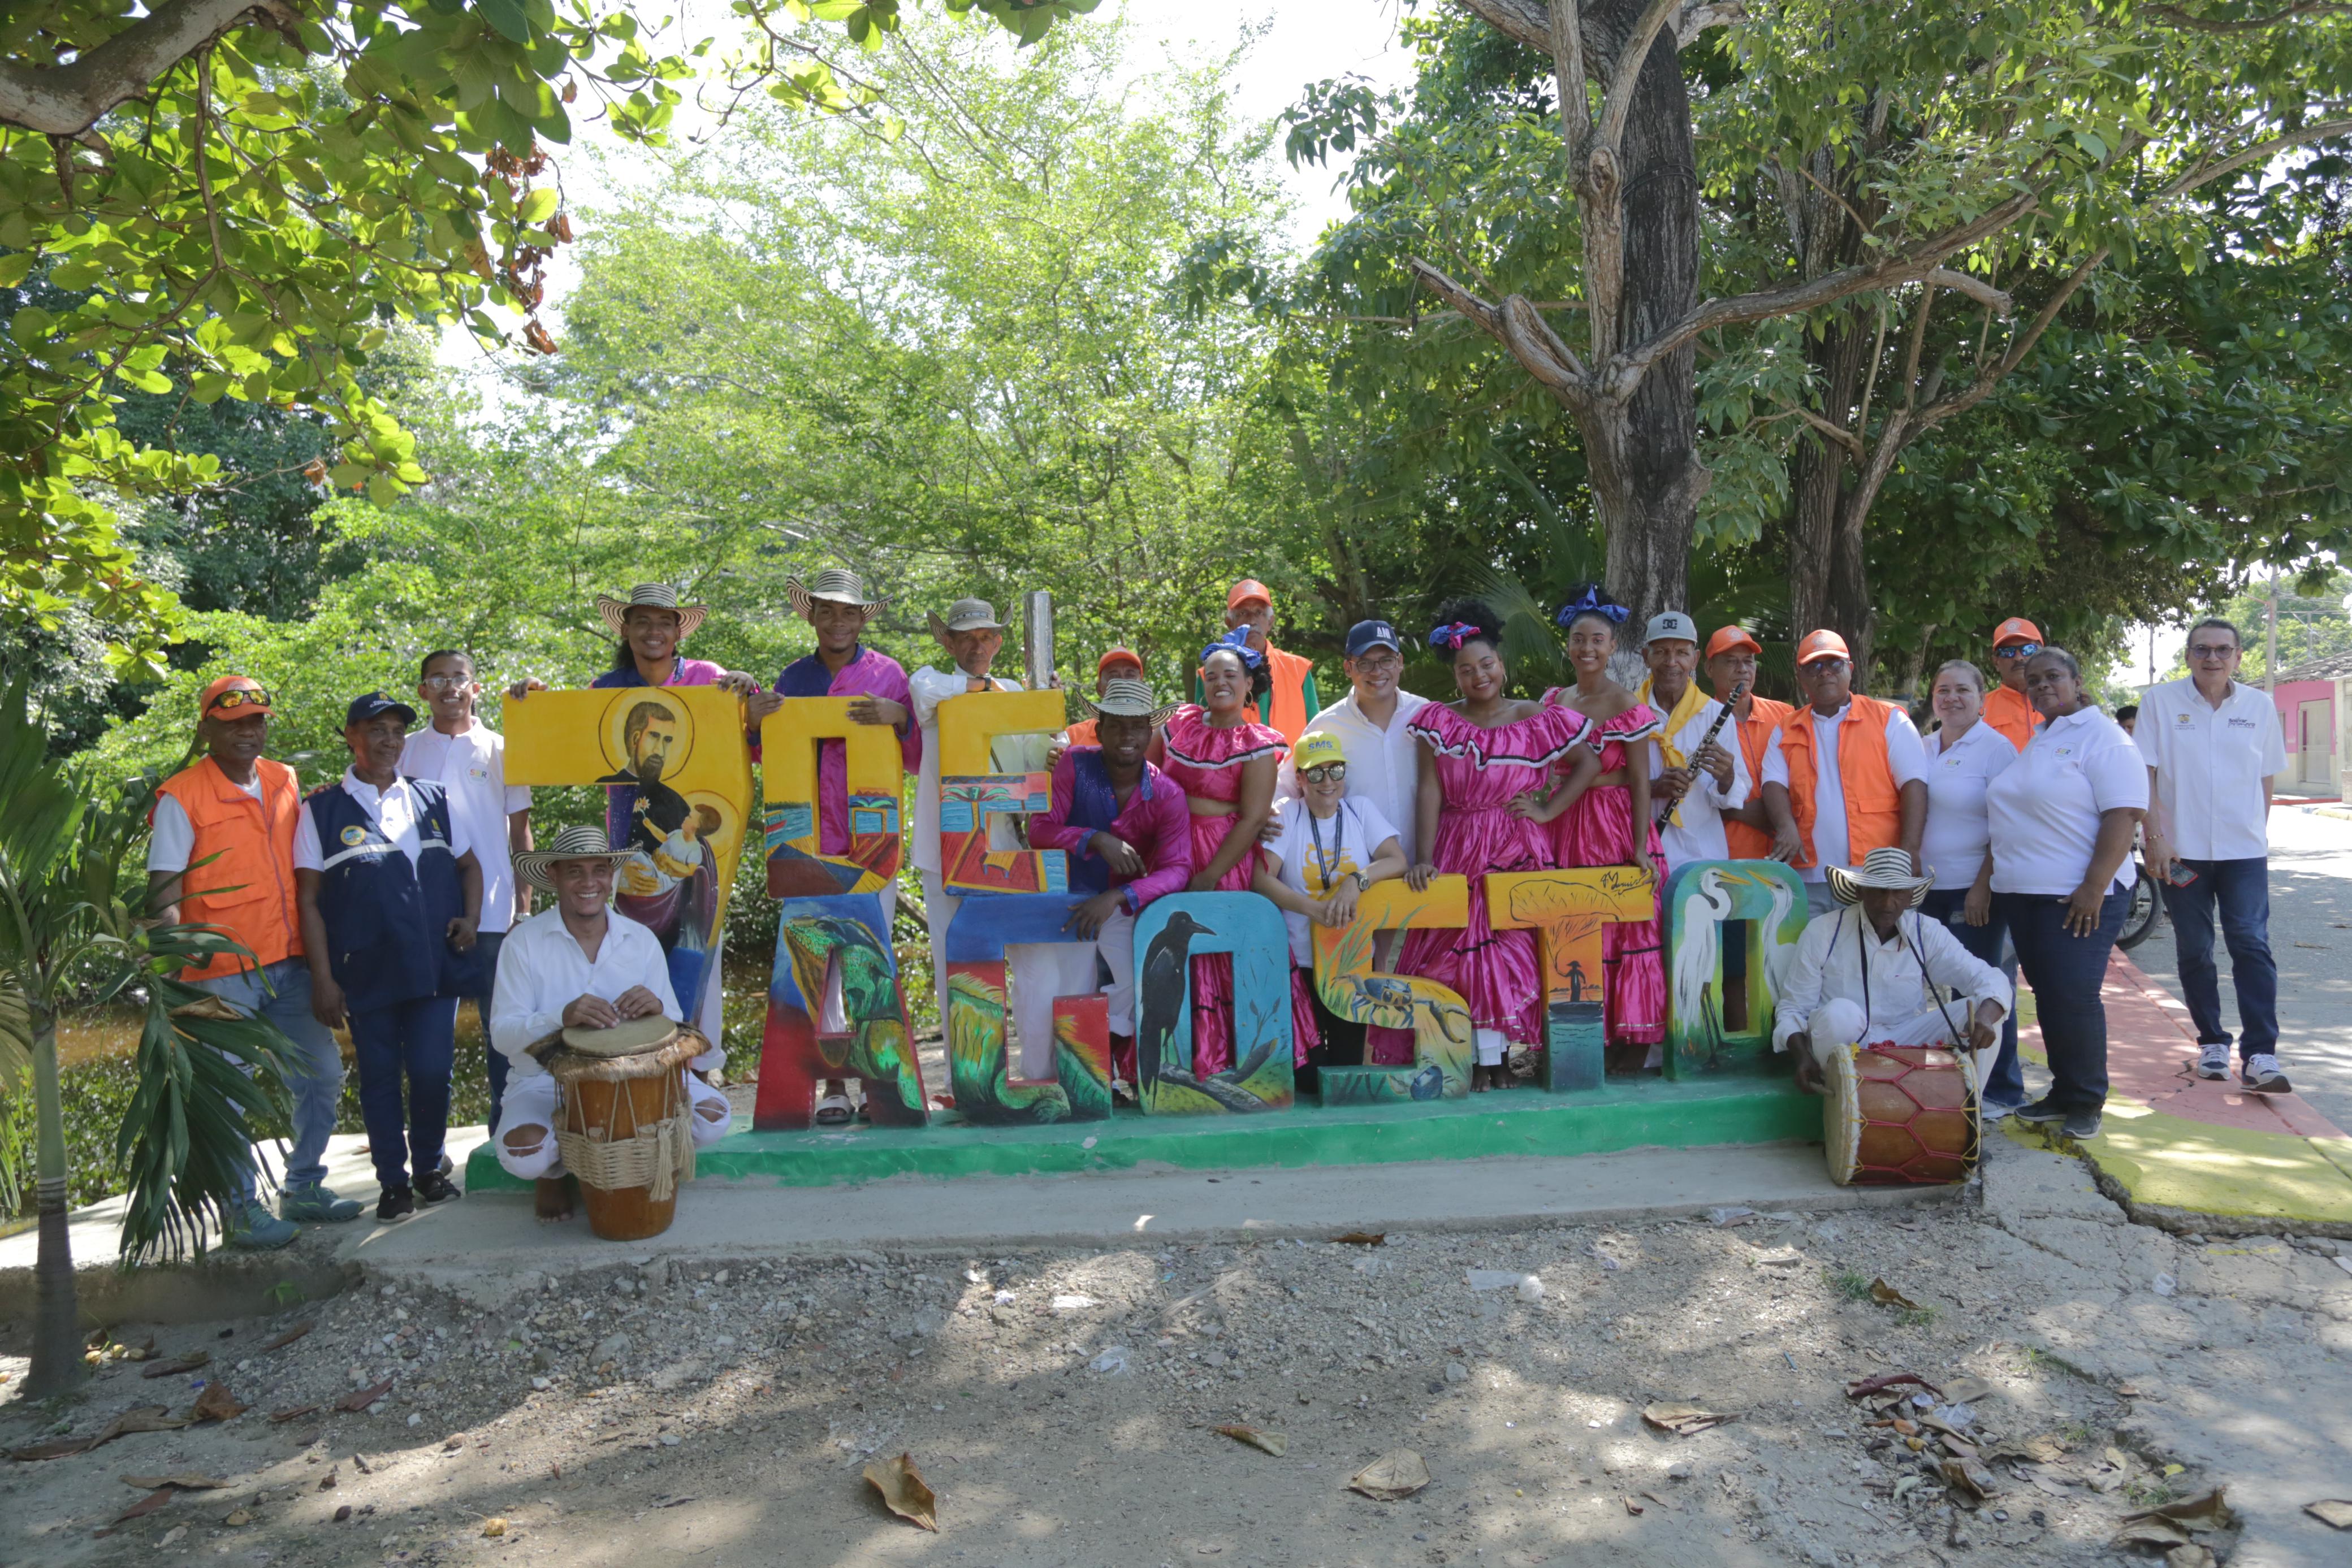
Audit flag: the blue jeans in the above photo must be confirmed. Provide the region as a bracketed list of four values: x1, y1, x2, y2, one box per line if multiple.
[1994, 887, 2129, 1113]
[346, 997, 457, 1190]
[193, 959, 344, 1201]
[1919, 887, 2022, 1107]
[2161, 857, 2278, 1062]
[459, 930, 508, 1132]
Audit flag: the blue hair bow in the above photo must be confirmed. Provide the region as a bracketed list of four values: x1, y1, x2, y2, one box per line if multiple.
[1199, 625, 1266, 672]
[1555, 585, 1629, 628]
[1428, 621, 1485, 651]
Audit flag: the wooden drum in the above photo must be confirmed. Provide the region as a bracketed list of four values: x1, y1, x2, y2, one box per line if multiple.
[538, 1019, 707, 1241]
[1824, 1041, 1980, 1186]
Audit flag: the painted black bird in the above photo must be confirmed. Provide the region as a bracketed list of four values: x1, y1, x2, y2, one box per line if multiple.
[1135, 909, 1214, 1093]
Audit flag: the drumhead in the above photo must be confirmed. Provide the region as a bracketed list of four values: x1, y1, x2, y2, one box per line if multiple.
[559, 1016, 679, 1058]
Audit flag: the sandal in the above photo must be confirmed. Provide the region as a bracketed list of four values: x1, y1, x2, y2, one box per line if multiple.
[815, 1093, 854, 1127]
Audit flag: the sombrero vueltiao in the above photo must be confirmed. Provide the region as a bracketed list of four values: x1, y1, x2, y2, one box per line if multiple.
[1827, 846, 1934, 908]
[513, 823, 633, 894]
[786, 568, 888, 625]
[596, 582, 707, 640]
[1083, 675, 1177, 728]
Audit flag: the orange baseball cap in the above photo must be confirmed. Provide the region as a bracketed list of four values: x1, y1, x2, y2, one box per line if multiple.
[1226, 578, 1273, 611]
[1705, 625, 1762, 660]
[1096, 647, 1143, 676]
[1795, 629, 1852, 665]
[198, 675, 274, 717]
[1992, 617, 2042, 647]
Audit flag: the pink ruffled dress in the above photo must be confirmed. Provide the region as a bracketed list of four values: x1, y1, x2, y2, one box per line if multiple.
[1159, 705, 1318, 1072]
[1542, 694, 1666, 1047]
[1389, 700, 1594, 1051]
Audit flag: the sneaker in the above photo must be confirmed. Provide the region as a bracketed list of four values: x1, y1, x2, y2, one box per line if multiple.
[1979, 1099, 2020, 1124]
[2061, 1108, 2104, 1140]
[416, 1170, 462, 1206]
[437, 1151, 455, 1177]
[377, 1186, 416, 1223]
[224, 1202, 299, 1251]
[2242, 1053, 2291, 1094]
[279, 1184, 364, 1224]
[2195, 1043, 2232, 1080]
[2011, 1097, 2066, 1125]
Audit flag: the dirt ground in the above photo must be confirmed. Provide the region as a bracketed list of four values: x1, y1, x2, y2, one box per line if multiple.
[5, 1139, 2351, 1568]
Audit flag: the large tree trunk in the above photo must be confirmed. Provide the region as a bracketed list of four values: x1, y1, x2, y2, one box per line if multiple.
[26, 1007, 85, 1396]
[1583, 0, 1702, 637]
[1785, 309, 1876, 671]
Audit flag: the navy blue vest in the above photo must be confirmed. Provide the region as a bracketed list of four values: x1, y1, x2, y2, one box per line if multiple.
[306, 778, 477, 1010]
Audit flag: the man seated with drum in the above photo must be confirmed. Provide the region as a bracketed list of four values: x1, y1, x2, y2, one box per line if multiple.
[489, 825, 732, 1218]
[1774, 847, 2011, 1097]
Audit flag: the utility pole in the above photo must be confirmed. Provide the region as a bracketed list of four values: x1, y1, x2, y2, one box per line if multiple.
[2266, 566, 2280, 693]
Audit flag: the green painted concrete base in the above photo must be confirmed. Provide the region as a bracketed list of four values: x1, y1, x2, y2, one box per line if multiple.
[466, 1068, 1819, 1191]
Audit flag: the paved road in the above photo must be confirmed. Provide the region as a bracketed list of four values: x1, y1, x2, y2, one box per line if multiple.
[2127, 802, 2352, 1132]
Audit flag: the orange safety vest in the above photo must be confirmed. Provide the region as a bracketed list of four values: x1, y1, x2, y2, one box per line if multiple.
[1063, 717, 1101, 749]
[1724, 695, 1793, 861]
[1775, 693, 1902, 870]
[1981, 683, 2042, 751]
[153, 756, 305, 982]
[1264, 645, 1317, 743]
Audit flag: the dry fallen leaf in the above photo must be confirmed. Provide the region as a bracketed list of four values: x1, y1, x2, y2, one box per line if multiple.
[1642, 1402, 1739, 1437]
[269, 1405, 321, 1424]
[1869, 1279, 1922, 1310]
[2306, 1500, 2352, 1530]
[1940, 1375, 1994, 1404]
[1941, 1456, 1999, 1499]
[863, 1452, 939, 1532]
[336, 1377, 396, 1413]
[2113, 1517, 2194, 1549]
[7, 1405, 187, 1461]
[120, 1475, 227, 1491]
[1623, 1496, 1645, 1516]
[1332, 1232, 1386, 1246]
[188, 1382, 248, 1423]
[223, 1509, 252, 1527]
[1845, 1371, 1941, 1401]
[259, 1323, 314, 1352]
[1213, 1424, 1288, 1457]
[1348, 1449, 1432, 1501]
[141, 1353, 210, 1380]
[112, 1488, 176, 1524]
[482, 1518, 508, 1538]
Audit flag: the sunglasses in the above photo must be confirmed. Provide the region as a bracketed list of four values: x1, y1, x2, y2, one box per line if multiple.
[1994, 642, 2042, 660]
[2188, 643, 2237, 660]
[205, 688, 272, 715]
[1302, 763, 1348, 783]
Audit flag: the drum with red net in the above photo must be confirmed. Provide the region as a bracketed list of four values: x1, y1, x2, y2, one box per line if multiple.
[1824, 1041, 1980, 1186]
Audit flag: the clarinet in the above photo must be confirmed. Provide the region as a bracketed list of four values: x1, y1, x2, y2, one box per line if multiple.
[1655, 679, 1746, 830]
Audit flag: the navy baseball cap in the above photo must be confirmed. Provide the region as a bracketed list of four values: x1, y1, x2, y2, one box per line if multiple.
[344, 691, 418, 729]
[1346, 620, 1403, 658]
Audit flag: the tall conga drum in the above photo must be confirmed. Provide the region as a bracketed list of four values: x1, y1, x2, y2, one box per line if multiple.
[1824, 1041, 1980, 1186]
[536, 1018, 706, 1241]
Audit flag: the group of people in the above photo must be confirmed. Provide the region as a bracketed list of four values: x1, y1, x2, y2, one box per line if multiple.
[149, 565, 2293, 1242]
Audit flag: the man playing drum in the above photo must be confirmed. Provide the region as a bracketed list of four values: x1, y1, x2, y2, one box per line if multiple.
[488, 825, 733, 1218]
[1774, 847, 2012, 1096]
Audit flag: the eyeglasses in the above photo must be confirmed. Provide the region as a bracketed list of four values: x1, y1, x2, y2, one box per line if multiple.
[1801, 659, 1850, 674]
[1302, 763, 1348, 783]
[1993, 642, 2042, 660]
[205, 688, 272, 714]
[1350, 651, 1402, 669]
[421, 673, 474, 689]
[2188, 643, 2237, 660]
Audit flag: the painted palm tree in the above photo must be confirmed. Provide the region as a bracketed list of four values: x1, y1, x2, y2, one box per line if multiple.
[0, 683, 299, 1396]
[777, 913, 927, 1121]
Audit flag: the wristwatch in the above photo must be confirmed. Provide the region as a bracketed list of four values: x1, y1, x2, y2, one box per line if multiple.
[1347, 871, 1369, 892]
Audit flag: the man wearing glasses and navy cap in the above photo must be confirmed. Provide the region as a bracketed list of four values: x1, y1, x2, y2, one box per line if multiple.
[148, 677, 362, 1248]
[1983, 617, 2048, 751]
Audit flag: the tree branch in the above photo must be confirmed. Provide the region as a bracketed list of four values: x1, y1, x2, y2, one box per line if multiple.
[1595, 0, 1683, 155]
[2152, 117, 2352, 202]
[1676, 1, 1746, 44]
[1549, 0, 1590, 175]
[0, 0, 301, 138]
[2147, 2, 2352, 33]
[1407, 257, 1592, 402]
[1926, 267, 2013, 318]
[1606, 192, 2037, 397]
[1454, 0, 1557, 54]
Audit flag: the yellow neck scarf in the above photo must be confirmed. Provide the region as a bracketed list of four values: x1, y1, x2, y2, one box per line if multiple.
[1637, 674, 1711, 827]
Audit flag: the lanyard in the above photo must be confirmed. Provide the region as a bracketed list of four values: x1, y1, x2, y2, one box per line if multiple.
[1305, 803, 1347, 893]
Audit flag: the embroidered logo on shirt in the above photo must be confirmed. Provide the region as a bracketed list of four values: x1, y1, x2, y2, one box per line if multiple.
[2226, 717, 2258, 729]
[339, 825, 368, 846]
[469, 765, 488, 779]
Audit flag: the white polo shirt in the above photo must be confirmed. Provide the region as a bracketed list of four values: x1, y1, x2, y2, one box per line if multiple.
[1762, 701, 1929, 882]
[1918, 720, 2021, 890]
[1986, 705, 2148, 895]
[1651, 691, 1753, 870]
[2134, 677, 2285, 862]
[1296, 687, 1431, 865]
[400, 719, 531, 933]
[293, 770, 474, 873]
[487, 906, 710, 1074]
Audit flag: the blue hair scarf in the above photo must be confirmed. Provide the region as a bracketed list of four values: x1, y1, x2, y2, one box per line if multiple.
[1555, 585, 1629, 629]
[1199, 625, 1267, 672]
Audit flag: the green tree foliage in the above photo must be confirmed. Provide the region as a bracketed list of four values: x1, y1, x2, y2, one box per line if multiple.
[0, 0, 1095, 678]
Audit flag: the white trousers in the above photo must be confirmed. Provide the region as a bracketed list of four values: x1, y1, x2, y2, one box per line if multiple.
[1805, 998, 1995, 1089]
[924, 871, 1134, 1077]
[494, 1068, 731, 1181]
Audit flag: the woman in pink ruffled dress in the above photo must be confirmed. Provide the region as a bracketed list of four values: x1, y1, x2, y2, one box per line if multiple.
[1395, 601, 1600, 1090]
[1521, 586, 1666, 1067]
[1159, 630, 1318, 1075]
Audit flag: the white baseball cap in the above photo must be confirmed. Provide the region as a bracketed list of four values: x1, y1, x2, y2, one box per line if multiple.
[1645, 611, 1698, 646]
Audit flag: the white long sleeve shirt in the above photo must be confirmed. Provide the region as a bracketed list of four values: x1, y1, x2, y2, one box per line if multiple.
[488, 906, 704, 1076]
[906, 666, 1044, 874]
[1771, 906, 2011, 1053]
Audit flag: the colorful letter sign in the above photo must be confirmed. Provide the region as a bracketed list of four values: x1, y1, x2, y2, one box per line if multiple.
[504, 686, 754, 1039]
[1309, 878, 1475, 1105]
[1486, 867, 1656, 1090]
[1130, 893, 1295, 1114]
[1662, 860, 1808, 1078]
